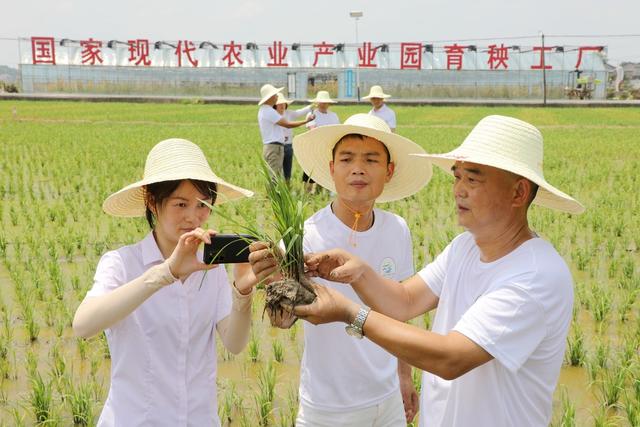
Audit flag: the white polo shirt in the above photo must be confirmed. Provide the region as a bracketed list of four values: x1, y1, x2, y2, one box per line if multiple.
[258, 104, 284, 145]
[87, 232, 232, 427]
[369, 104, 396, 130]
[306, 110, 340, 129]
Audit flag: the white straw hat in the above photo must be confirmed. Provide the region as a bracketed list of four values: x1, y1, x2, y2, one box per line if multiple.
[308, 90, 337, 104]
[293, 114, 432, 202]
[103, 138, 254, 217]
[258, 84, 284, 105]
[362, 85, 391, 100]
[412, 115, 585, 214]
[275, 92, 293, 105]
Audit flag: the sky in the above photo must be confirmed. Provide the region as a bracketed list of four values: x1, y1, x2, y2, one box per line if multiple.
[1, 0, 639, 67]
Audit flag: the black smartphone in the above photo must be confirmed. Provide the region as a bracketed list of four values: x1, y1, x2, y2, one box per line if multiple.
[203, 234, 257, 264]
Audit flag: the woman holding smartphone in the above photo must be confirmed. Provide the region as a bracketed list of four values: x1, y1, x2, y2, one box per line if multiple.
[73, 138, 258, 426]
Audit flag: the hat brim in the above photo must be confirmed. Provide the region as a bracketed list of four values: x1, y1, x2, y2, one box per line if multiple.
[103, 173, 254, 217]
[411, 152, 585, 214]
[293, 124, 432, 203]
[258, 86, 284, 105]
[362, 94, 391, 100]
[308, 98, 338, 104]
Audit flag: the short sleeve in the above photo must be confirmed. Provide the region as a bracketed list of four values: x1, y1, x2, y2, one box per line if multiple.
[87, 251, 126, 297]
[266, 108, 282, 124]
[453, 283, 546, 373]
[417, 242, 452, 297]
[215, 267, 233, 324]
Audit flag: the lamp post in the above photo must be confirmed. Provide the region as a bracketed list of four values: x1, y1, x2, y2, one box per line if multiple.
[349, 10, 363, 100]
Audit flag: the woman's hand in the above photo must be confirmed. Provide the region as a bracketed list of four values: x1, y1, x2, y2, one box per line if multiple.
[166, 227, 218, 282]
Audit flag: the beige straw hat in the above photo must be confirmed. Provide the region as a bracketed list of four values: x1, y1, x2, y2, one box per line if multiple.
[103, 138, 254, 217]
[258, 84, 284, 105]
[308, 90, 337, 104]
[275, 92, 293, 105]
[293, 114, 432, 202]
[362, 85, 391, 100]
[412, 115, 585, 214]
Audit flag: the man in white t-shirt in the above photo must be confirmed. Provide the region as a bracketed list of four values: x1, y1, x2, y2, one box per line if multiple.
[362, 85, 396, 132]
[302, 90, 341, 193]
[257, 84, 313, 176]
[249, 114, 433, 426]
[296, 115, 586, 427]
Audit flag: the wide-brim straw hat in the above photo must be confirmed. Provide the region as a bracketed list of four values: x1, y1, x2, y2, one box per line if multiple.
[103, 138, 254, 217]
[308, 90, 337, 104]
[293, 114, 432, 202]
[362, 85, 391, 100]
[258, 84, 284, 105]
[412, 115, 585, 214]
[275, 92, 293, 105]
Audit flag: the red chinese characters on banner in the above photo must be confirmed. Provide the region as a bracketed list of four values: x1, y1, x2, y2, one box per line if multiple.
[358, 42, 378, 68]
[531, 46, 552, 70]
[400, 43, 422, 70]
[574, 46, 602, 69]
[175, 40, 199, 67]
[128, 39, 151, 66]
[268, 41, 288, 67]
[31, 37, 56, 65]
[313, 42, 334, 66]
[81, 38, 103, 65]
[487, 44, 509, 70]
[445, 44, 465, 70]
[222, 41, 243, 67]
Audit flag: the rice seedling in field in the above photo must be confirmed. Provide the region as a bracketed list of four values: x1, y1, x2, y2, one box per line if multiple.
[254, 361, 276, 426]
[555, 387, 576, 427]
[28, 371, 53, 425]
[272, 338, 284, 363]
[1, 101, 640, 424]
[247, 330, 260, 363]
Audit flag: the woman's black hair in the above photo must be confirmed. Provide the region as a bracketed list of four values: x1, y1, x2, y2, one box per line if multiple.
[144, 179, 218, 229]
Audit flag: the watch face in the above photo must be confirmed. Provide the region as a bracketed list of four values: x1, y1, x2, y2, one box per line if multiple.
[345, 325, 362, 338]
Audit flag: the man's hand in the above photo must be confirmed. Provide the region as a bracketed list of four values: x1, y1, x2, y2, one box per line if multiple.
[400, 373, 419, 422]
[247, 241, 282, 285]
[293, 283, 360, 325]
[304, 249, 367, 284]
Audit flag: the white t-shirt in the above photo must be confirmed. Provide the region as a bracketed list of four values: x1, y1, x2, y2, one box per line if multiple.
[369, 104, 396, 130]
[258, 104, 284, 144]
[306, 109, 340, 129]
[300, 205, 414, 411]
[87, 232, 232, 427]
[283, 105, 312, 144]
[416, 232, 573, 427]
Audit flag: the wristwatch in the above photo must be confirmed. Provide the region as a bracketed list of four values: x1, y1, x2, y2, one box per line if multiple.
[345, 307, 371, 339]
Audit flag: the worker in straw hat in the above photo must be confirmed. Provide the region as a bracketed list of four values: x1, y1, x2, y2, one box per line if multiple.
[295, 115, 585, 427]
[248, 114, 432, 425]
[258, 84, 314, 176]
[362, 85, 396, 132]
[73, 138, 263, 426]
[273, 92, 313, 183]
[302, 90, 341, 193]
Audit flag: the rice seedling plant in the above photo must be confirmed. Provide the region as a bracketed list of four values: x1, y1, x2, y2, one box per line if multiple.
[272, 338, 285, 363]
[28, 371, 53, 425]
[254, 361, 277, 426]
[566, 323, 586, 367]
[66, 380, 95, 426]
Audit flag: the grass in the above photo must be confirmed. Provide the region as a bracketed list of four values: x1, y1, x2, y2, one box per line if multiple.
[0, 101, 638, 425]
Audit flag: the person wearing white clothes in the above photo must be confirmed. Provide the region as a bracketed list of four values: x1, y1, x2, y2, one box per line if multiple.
[258, 84, 314, 176]
[73, 139, 262, 426]
[297, 115, 586, 427]
[249, 114, 433, 426]
[363, 85, 396, 132]
[274, 93, 313, 182]
[303, 90, 340, 193]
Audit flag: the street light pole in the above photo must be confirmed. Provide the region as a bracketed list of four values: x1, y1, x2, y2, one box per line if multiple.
[350, 11, 363, 101]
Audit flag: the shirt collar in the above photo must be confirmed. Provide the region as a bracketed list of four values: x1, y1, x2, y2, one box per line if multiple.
[141, 231, 165, 266]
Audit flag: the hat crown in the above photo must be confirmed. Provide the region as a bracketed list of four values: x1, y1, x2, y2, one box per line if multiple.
[275, 93, 289, 105]
[260, 84, 278, 99]
[343, 113, 391, 134]
[460, 115, 544, 176]
[144, 138, 213, 180]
